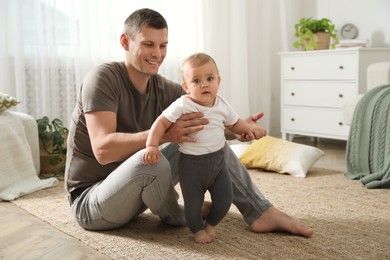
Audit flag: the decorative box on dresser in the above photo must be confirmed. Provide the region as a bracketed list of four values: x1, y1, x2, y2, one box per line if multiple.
[279, 48, 390, 141]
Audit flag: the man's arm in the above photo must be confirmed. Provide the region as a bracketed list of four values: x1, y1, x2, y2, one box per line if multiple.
[85, 111, 208, 165]
[86, 111, 148, 165]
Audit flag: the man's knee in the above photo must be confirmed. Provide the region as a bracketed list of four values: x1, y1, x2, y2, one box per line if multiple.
[139, 153, 173, 187]
[124, 149, 171, 177]
[154, 154, 172, 180]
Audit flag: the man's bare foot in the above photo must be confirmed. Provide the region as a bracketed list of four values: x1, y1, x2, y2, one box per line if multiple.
[194, 229, 214, 244]
[202, 201, 212, 219]
[205, 223, 217, 240]
[249, 206, 313, 238]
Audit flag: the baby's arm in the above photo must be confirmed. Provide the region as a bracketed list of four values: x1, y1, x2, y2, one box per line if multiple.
[227, 118, 266, 141]
[143, 115, 173, 164]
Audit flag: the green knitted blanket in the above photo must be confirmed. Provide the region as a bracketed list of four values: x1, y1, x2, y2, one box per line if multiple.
[346, 84, 390, 188]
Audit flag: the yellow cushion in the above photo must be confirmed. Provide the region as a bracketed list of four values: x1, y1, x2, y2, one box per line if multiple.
[239, 136, 324, 177]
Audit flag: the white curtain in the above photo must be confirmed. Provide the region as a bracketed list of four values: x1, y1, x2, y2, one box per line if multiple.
[0, 0, 310, 135]
[1, 0, 124, 125]
[177, 0, 310, 135]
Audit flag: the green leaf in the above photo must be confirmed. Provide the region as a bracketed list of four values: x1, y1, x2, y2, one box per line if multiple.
[293, 17, 338, 50]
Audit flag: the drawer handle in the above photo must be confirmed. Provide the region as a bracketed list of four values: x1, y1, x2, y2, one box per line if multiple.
[291, 118, 295, 122]
[339, 94, 343, 98]
[339, 65, 344, 70]
[339, 122, 343, 126]
[290, 66, 295, 71]
[291, 92, 295, 96]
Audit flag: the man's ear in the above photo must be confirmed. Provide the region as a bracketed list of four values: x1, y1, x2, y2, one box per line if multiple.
[181, 82, 190, 93]
[120, 33, 128, 50]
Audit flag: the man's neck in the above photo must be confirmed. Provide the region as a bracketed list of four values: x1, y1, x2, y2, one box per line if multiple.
[125, 62, 150, 94]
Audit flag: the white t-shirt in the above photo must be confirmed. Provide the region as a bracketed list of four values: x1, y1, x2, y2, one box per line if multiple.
[163, 94, 239, 155]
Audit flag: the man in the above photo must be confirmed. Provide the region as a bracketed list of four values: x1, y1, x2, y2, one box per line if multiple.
[65, 8, 313, 238]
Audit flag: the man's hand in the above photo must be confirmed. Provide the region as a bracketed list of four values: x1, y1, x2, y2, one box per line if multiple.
[236, 112, 266, 142]
[161, 112, 208, 143]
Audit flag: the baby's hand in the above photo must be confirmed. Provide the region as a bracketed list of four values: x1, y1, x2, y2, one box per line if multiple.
[247, 125, 267, 140]
[142, 146, 160, 165]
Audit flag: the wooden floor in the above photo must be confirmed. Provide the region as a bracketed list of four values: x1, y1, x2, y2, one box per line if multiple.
[0, 203, 110, 260]
[0, 137, 346, 260]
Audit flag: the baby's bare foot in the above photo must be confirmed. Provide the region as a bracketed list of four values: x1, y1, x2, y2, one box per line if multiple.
[205, 223, 217, 240]
[194, 230, 214, 244]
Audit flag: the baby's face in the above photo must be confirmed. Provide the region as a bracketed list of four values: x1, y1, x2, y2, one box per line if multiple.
[182, 61, 221, 107]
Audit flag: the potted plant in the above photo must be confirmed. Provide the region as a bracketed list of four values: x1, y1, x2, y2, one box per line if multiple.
[36, 116, 68, 177]
[293, 17, 339, 51]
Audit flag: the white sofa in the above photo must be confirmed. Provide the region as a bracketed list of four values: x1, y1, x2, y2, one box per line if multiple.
[4, 111, 40, 175]
[0, 111, 60, 201]
[343, 62, 390, 126]
[14, 112, 40, 175]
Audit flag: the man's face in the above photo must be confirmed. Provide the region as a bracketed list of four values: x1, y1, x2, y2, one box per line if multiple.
[126, 26, 168, 75]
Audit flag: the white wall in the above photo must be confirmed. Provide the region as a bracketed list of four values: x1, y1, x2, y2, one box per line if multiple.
[316, 0, 390, 47]
[268, 0, 390, 137]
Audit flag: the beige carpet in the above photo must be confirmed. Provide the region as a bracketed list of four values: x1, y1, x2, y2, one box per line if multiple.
[11, 168, 390, 260]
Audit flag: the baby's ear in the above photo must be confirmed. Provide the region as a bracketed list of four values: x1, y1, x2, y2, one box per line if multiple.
[181, 82, 190, 93]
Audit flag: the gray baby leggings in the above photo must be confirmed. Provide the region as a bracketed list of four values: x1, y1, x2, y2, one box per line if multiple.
[178, 149, 232, 234]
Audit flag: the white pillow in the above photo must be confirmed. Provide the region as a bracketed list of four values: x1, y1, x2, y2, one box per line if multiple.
[239, 136, 324, 177]
[229, 143, 251, 158]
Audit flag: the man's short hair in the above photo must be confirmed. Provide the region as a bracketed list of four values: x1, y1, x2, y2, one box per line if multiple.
[124, 8, 168, 39]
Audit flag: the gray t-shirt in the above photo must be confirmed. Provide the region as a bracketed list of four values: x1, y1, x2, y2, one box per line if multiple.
[65, 62, 183, 192]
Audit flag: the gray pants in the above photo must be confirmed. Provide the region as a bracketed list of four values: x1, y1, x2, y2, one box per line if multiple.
[70, 143, 271, 230]
[179, 149, 232, 234]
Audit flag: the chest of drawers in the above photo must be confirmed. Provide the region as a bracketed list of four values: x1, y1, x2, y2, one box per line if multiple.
[279, 48, 390, 141]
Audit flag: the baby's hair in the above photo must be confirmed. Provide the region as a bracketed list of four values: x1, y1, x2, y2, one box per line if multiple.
[182, 53, 219, 74]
